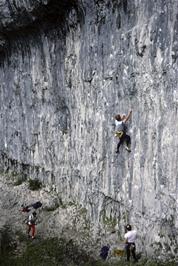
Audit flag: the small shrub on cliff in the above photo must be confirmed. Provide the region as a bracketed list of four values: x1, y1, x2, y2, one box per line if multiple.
[28, 178, 42, 191]
[14, 175, 26, 186]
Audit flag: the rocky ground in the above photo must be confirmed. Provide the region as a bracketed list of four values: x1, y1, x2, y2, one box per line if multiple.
[0, 174, 177, 266]
[0, 173, 119, 260]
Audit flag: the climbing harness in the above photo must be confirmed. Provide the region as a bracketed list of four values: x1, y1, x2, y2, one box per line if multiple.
[115, 131, 124, 138]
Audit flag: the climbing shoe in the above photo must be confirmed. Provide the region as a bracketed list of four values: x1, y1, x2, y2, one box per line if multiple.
[125, 146, 131, 152]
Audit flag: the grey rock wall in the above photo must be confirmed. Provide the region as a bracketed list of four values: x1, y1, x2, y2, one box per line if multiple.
[0, 0, 178, 260]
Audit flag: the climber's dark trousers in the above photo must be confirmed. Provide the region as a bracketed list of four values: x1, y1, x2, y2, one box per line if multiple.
[116, 133, 131, 153]
[125, 243, 137, 262]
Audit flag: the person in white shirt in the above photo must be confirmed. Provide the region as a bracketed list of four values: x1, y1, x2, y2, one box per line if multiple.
[26, 211, 37, 239]
[124, 224, 138, 262]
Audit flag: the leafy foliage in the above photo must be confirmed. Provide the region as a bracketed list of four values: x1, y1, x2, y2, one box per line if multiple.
[28, 179, 42, 191]
[0, 229, 177, 266]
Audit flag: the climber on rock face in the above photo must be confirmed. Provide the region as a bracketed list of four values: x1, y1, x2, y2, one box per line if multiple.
[124, 224, 138, 262]
[114, 110, 132, 154]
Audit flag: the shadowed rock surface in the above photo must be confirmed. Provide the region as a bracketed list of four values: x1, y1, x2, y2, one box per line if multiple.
[0, 0, 178, 261]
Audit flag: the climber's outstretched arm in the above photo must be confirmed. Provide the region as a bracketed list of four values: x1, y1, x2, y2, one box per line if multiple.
[124, 110, 132, 123]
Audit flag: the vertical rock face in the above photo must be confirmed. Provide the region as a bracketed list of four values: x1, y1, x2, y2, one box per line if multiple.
[0, 0, 178, 259]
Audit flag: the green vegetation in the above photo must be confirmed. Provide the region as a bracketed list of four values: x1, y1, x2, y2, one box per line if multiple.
[0, 225, 16, 266]
[0, 227, 177, 266]
[14, 175, 26, 186]
[1, 170, 26, 185]
[43, 203, 60, 212]
[101, 210, 117, 232]
[0, 233, 96, 266]
[28, 178, 42, 191]
[43, 197, 67, 211]
[134, 260, 177, 266]
[79, 207, 88, 216]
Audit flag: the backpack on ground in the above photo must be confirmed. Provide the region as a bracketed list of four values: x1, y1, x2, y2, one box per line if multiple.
[32, 201, 42, 209]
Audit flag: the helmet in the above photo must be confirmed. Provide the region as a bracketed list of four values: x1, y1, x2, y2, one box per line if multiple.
[126, 224, 132, 231]
[33, 211, 37, 216]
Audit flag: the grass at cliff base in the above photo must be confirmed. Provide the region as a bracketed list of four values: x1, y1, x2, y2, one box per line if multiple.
[0, 232, 177, 266]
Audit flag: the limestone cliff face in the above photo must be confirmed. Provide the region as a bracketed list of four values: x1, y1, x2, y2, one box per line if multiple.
[0, 0, 178, 260]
